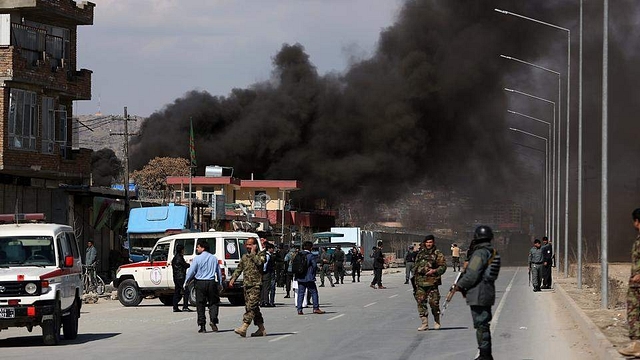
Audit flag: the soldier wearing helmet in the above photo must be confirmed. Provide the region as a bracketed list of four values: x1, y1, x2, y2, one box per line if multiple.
[456, 226, 501, 360]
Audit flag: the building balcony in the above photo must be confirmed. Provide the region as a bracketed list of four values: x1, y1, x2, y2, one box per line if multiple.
[0, 46, 91, 100]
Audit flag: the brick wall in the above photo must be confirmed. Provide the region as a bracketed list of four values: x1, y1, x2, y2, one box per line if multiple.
[0, 0, 94, 182]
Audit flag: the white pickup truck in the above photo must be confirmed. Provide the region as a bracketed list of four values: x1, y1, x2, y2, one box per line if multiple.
[114, 231, 262, 307]
[0, 220, 83, 345]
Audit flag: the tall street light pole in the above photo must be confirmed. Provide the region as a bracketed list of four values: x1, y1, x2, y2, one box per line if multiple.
[504, 87, 558, 263]
[601, 0, 609, 309]
[507, 110, 552, 238]
[577, 0, 584, 290]
[500, 54, 560, 244]
[495, 8, 571, 278]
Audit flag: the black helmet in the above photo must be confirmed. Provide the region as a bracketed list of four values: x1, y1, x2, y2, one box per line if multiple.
[474, 226, 493, 241]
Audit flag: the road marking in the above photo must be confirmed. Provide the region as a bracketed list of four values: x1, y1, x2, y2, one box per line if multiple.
[327, 314, 345, 321]
[269, 333, 296, 342]
[388, 294, 398, 298]
[406, 288, 413, 292]
[167, 317, 196, 325]
[364, 302, 377, 308]
[492, 268, 518, 327]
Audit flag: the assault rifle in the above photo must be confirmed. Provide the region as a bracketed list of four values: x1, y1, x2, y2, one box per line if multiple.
[441, 271, 463, 318]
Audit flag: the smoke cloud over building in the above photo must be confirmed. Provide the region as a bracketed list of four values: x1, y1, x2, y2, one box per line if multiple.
[128, 1, 640, 261]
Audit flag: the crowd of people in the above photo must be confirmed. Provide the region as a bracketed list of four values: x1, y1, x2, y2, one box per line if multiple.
[170, 231, 502, 360]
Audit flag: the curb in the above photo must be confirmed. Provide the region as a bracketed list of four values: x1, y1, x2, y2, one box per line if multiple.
[555, 283, 626, 360]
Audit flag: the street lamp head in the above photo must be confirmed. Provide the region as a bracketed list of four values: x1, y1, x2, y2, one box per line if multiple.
[494, 8, 508, 14]
[500, 54, 512, 60]
[504, 88, 514, 92]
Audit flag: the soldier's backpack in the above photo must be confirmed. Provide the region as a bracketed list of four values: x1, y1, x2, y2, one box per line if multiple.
[292, 252, 309, 278]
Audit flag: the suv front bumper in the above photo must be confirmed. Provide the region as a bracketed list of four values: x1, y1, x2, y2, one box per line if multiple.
[0, 302, 56, 329]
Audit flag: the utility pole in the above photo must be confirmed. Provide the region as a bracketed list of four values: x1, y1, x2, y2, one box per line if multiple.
[110, 107, 137, 217]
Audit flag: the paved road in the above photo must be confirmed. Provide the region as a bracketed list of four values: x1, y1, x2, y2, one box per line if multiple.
[0, 267, 596, 359]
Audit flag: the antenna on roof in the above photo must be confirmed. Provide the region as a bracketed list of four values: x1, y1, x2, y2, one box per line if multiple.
[14, 198, 18, 225]
[95, 93, 102, 116]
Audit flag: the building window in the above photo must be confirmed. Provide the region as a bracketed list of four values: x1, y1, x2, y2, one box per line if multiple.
[42, 97, 55, 154]
[8, 89, 37, 150]
[56, 105, 69, 159]
[12, 20, 70, 69]
[202, 191, 216, 205]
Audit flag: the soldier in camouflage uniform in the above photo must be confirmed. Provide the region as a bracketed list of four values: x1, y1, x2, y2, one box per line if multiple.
[229, 237, 267, 338]
[619, 208, 640, 357]
[412, 234, 447, 331]
[319, 247, 335, 287]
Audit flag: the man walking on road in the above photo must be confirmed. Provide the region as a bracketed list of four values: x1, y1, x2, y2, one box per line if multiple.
[370, 243, 386, 289]
[229, 237, 267, 337]
[333, 244, 346, 285]
[350, 246, 363, 282]
[412, 235, 446, 331]
[451, 243, 461, 272]
[319, 247, 335, 287]
[283, 245, 298, 298]
[455, 225, 501, 360]
[295, 240, 325, 315]
[528, 239, 543, 292]
[260, 242, 276, 307]
[184, 240, 222, 333]
[172, 244, 191, 312]
[619, 208, 640, 357]
[541, 237, 553, 289]
[404, 245, 416, 284]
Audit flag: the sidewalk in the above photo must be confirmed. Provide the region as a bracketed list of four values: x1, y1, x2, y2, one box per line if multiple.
[554, 268, 628, 360]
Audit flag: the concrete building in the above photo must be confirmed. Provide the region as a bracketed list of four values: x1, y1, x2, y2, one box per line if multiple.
[166, 175, 335, 242]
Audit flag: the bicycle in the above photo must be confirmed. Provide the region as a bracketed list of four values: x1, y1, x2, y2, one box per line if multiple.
[82, 263, 105, 295]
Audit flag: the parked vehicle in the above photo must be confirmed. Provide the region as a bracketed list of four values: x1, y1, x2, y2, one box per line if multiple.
[0, 216, 82, 345]
[126, 203, 194, 263]
[114, 231, 263, 307]
[313, 242, 358, 275]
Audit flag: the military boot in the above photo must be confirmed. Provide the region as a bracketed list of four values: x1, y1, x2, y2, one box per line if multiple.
[417, 316, 429, 331]
[234, 322, 250, 337]
[250, 324, 267, 337]
[618, 340, 640, 357]
[433, 314, 441, 330]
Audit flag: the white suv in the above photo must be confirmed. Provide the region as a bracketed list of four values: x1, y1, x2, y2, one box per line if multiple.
[0, 221, 83, 345]
[114, 231, 262, 307]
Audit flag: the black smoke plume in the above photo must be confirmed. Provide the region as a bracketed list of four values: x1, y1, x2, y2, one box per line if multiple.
[129, 1, 640, 261]
[91, 148, 123, 187]
[130, 2, 535, 202]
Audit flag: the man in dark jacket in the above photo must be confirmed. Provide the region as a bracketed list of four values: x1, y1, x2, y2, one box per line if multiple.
[350, 246, 363, 282]
[456, 226, 501, 360]
[261, 242, 276, 307]
[370, 243, 386, 289]
[333, 245, 346, 285]
[405, 245, 417, 284]
[541, 237, 553, 289]
[172, 244, 191, 312]
[295, 241, 325, 315]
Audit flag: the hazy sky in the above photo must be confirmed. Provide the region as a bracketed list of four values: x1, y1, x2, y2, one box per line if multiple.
[75, 0, 402, 118]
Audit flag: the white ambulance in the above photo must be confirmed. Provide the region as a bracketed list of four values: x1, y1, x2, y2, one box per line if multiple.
[0, 215, 83, 345]
[114, 231, 262, 307]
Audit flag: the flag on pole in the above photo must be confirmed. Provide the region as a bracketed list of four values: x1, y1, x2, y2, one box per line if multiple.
[189, 118, 196, 175]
